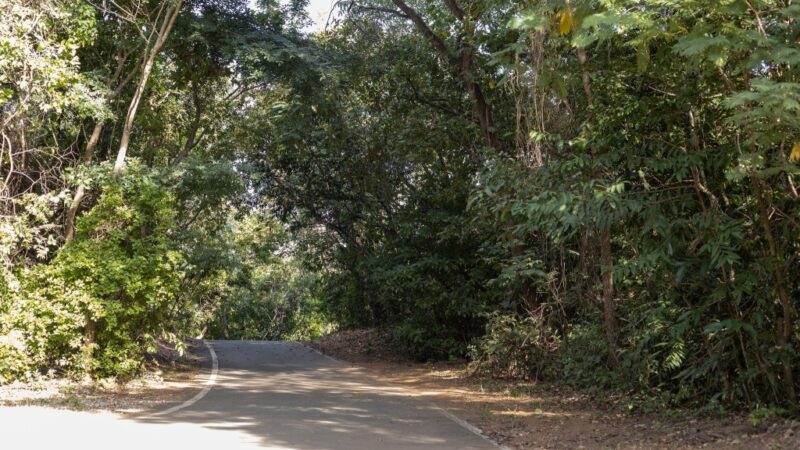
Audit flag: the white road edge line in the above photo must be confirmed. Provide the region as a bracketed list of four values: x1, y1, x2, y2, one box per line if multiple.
[146, 340, 218, 417]
[304, 343, 343, 364]
[428, 403, 513, 450]
[301, 343, 511, 450]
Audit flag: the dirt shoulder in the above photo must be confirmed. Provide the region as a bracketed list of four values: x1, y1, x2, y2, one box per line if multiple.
[309, 329, 800, 450]
[0, 339, 209, 415]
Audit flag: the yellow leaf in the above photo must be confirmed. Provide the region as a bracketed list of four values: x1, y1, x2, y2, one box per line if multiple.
[558, 9, 573, 36]
[488, 80, 495, 89]
[790, 142, 800, 162]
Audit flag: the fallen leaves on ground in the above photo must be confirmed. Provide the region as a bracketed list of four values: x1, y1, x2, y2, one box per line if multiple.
[310, 328, 800, 450]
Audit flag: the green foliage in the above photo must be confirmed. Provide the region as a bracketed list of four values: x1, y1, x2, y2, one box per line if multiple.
[10, 265, 99, 374]
[1, 0, 103, 278]
[469, 313, 559, 380]
[204, 214, 327, 341]
[5, 164, 181, 376]
[2, 158, 253, 378]
[0, 0, 314, 381]
[251, 10, 509, 359]
[466, 0, 800, 409]
[559, 322, 618, 389]
[3, 0, 799, 415]
[0, 0, 101, 116]
[0, 343, 30, 384]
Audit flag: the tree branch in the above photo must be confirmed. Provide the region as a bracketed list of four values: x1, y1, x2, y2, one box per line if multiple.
[391, 0, 458, 67]
[442, 0, 464, 22]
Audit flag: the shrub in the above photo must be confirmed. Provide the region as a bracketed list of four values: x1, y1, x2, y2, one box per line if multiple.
[10, 267, 99, 374]
[1, 164, 188, 379]
[468, 313, 560, 379]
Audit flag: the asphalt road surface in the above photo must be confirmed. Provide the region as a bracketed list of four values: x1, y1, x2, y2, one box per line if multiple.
[1, 341, 499, 450]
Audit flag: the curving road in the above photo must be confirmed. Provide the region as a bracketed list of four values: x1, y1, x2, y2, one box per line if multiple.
[2, 341, 499, 450]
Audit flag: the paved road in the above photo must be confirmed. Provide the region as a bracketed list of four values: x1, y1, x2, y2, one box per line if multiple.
[1, 341, 497, 450]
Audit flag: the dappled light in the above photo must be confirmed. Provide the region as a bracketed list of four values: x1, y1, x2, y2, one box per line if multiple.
[126, 341, 492, 449]
[3, 342, 495, 449]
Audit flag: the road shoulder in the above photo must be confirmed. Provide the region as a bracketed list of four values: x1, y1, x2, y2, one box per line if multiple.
[309, 329, 800, 450]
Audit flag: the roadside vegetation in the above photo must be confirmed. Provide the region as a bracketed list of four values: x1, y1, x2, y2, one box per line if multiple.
[2, 0, 800, 418]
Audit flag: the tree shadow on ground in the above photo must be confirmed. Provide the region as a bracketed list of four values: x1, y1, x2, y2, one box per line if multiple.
[129, 340, 494, 450]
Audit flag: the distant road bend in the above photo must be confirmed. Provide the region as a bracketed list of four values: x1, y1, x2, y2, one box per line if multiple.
[3, 341, 500, 450]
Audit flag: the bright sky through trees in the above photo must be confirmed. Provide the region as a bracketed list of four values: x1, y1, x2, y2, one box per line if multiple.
[305, 0, 334, 31]
[249, 0, 333, 31]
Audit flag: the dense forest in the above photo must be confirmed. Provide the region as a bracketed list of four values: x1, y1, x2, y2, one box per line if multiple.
[1, 0, 799, 412]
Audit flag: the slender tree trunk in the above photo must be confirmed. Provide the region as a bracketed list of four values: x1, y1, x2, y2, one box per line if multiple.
[750, 172, 795, 400]
[65, 122, 103, 241]
[83, 319, 95, 375]
[599, 228, 619, 367]
[65, 49, 142, 240]
[572, 29, 619, 367]
[113, 0, 183, 174]
[71, 124, 104, 368]
[170, 83, 204, 166]
[390, 0, 499, 150]
[510, 230, 537, 312]
[576, 48, 593, 105]
[113, 59, 154, 174]
[221, 298, 229, 339]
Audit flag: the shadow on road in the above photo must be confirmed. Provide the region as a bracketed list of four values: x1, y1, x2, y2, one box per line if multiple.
[130, 341, 494, 450]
